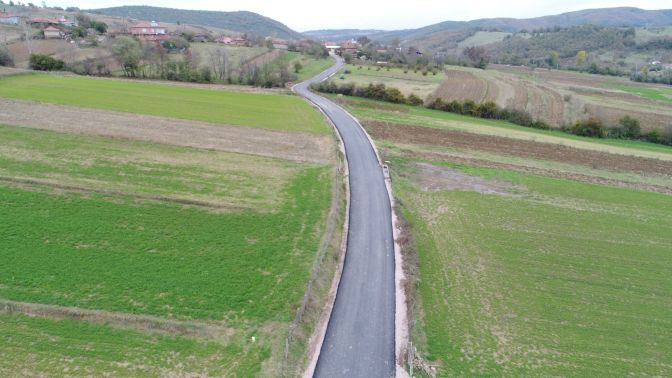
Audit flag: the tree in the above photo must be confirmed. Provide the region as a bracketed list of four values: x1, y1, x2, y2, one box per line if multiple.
[112, 36, 142, 77]
[208, 48, 229, 81]
[575, 50, 588, 66]
[293, 61, 302, 74]
[640, 65, 649, 80]
[343, 53, 352, 64]
[75, 13, 91, 29]
[463, 47, 489, 69]
[90, 21, 107, 34]
[547, 51, 559, 68]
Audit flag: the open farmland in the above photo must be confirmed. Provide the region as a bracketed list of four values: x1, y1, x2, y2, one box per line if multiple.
[0, 75, 341, 375]
[336, 64, 447, 99]
[0, 74, 328, 133]
[341, 61, 672, 131]
[437, 64, 672, 131]
[337, 96, 672, 376]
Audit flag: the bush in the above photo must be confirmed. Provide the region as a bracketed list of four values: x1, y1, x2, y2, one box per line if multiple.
[407, 93, 424, 106]
[0, 47, 14, 67]
[475, 101, 499, 119]
[619, 116, 640, 138]
[571, 117, 606, 138]
[29, 54, 65, 71]
[383, 87, 406, 104]
[646, 129, 662, 144]
[607, 125, 628, 139]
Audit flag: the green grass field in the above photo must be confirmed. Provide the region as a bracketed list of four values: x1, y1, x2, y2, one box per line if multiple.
[292, 55, 335, 82]
[0, 125, 300, 211]
[613, 83, 672, 103]
[335, 64, 446, 99]
[0, 74, 329, 134]
[341, 95, 672, 376]
[0, 313, 267, 377]
[0, 73, 339, 374]
[0, 166, 330, 321]
[394, 162, 672, 376]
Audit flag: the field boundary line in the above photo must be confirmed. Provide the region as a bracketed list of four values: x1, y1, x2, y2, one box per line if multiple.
[0, 175, 250, 211]
[0, 299, 234, 341]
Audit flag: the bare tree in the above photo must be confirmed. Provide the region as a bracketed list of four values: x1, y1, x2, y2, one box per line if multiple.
[208, 48, 229, 81]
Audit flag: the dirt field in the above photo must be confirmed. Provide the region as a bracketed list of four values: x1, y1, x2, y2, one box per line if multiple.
[0, 98, 333, 164]
[365, 120, 672, 176]
[432, 65, 672, 131]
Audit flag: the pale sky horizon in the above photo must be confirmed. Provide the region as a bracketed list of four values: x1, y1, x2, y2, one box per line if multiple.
[44, 0, 672, 31]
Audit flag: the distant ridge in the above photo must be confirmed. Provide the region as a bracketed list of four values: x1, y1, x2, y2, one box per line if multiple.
[306, 7, 672, 42]
[89, 5, 302, 40]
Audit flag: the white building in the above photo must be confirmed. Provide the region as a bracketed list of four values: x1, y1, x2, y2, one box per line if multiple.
[0, 14, 20, 25]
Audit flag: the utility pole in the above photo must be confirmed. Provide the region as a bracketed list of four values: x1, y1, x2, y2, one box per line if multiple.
[22, 20, 32, 55]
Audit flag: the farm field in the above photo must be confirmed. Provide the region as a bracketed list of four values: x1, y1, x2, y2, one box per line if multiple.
[291, 54, 335, 82]
[611, 83, 672, 103]
[0, 75, 340, 375]
[0, 73, 328, 134]
[445, 64, 672, 131]
[339, 61, 672, 132]
[336, 63, 447, 99]
[340, 97, 672, 376]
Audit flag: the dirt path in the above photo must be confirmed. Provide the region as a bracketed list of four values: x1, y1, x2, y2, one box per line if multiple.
[0, 98, 332, 164]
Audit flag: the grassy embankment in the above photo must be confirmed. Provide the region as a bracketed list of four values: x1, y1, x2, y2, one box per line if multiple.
[0, 75, 338, 375]
[339, 97, 672, 376]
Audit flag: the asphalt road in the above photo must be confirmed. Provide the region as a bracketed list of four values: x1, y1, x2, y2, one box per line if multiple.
[294, 56, 396, 377]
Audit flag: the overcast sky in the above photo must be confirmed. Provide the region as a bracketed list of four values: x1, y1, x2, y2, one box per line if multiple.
[47, 0, 671, 31]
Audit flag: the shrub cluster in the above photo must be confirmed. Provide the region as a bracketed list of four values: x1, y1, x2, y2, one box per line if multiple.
[311, 81, 425, 106]
[427, 98, 550, 130]
[572, 116, 671, 145]
[28, 54, 65, 71]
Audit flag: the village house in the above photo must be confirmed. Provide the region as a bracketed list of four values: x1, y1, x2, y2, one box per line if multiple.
[271, 38, 288, 50]
[29, 17, 60, 27]
[43, 25, 64, 39]
[323, 41, 340, 53]
[129, 21, 169, 41]
[340, 40, 359, 56]
[0, 13, 20, 25]
[215, 36, 246, 46]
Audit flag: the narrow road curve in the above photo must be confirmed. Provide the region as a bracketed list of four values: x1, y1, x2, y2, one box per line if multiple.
[294, 56, 396, 377]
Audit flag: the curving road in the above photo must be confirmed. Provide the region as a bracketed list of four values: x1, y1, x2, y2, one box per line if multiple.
[294, 56, 396, 377]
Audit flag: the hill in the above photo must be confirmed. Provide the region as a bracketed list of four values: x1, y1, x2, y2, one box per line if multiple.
[303, 29, 386, 41]
[307, 7, 672, 43]
[89, 5, 302, 40]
